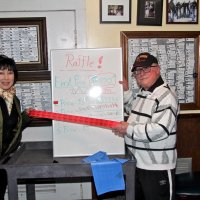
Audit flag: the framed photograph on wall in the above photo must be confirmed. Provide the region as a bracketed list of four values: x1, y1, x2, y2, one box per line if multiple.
[167, 0, 198, 24]
[137, 0, 163, 26]
[100, 0, 131, 23]
[0, 17, 48, 71]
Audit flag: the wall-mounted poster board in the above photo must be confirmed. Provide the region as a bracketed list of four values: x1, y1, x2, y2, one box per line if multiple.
[121, 31, 200, 110]
[0, 17, 48, 71]
[51, 48, 125, 157]
[16, 81, 51, 111]
[17, 71, 52, 127]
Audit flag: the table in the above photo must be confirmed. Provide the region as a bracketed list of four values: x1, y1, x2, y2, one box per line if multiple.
[0, 141, 136, 200]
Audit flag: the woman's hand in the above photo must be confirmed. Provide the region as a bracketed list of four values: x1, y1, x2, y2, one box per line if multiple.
[25, 108, 33, 116]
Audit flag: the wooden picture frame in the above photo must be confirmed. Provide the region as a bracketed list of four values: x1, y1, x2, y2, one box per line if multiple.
[120, 31, 200, 110]
[167, 0, 199, 24]
[137, 0, 163, 26]
[100, 0, 131, 23]
[17, 71, 52, 127]
[0, 17, 48, 71]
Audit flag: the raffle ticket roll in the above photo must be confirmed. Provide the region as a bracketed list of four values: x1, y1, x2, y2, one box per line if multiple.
[29, 110, 120, 129]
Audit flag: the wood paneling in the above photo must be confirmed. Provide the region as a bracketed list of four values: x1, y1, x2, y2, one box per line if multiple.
[177, 114, 200, 171]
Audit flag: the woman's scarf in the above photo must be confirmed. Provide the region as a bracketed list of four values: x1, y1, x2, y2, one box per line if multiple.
[0, 86, 16, 115]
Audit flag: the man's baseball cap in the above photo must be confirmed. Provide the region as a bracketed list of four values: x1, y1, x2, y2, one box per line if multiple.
[131, 52, 158, 72]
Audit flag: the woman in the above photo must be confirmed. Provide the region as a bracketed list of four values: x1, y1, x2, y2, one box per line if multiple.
[0, 55, 32, 200]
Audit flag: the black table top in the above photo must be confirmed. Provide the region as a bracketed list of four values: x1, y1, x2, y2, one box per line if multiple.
[0, 141, 134, 166]
[176, 171, 200, 196]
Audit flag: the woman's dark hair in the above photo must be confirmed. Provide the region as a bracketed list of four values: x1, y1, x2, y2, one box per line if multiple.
[0, 55, 18, 84]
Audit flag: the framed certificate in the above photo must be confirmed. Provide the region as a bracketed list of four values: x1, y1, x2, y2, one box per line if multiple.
[0, 17, 48, 71]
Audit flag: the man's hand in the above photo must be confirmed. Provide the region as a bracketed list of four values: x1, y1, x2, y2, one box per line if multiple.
[112, 121, 129, 137]
[119, 76, 129, 91]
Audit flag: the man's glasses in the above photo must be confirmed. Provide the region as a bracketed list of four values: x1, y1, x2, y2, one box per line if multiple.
[132, 65, 157, 76]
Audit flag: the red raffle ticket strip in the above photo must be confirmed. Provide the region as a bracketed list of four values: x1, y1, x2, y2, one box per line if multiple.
[29, 110, 120, 129]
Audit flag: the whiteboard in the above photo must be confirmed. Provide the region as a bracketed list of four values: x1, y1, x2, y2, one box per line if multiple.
[51, 48, 125, 157]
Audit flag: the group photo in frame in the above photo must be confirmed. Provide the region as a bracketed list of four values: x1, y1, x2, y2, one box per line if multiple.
[167, 0, 199, 24]
[100, 0, 131, 23]
[137, 0, 163, 26]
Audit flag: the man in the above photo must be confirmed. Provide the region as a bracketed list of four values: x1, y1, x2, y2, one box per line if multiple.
[169, 0, 177, 22]
[112, 52, 179, 200]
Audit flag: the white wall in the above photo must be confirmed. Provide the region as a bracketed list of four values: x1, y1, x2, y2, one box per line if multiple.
[1, 1, 91, 199]
[0, 0, 87, 142]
